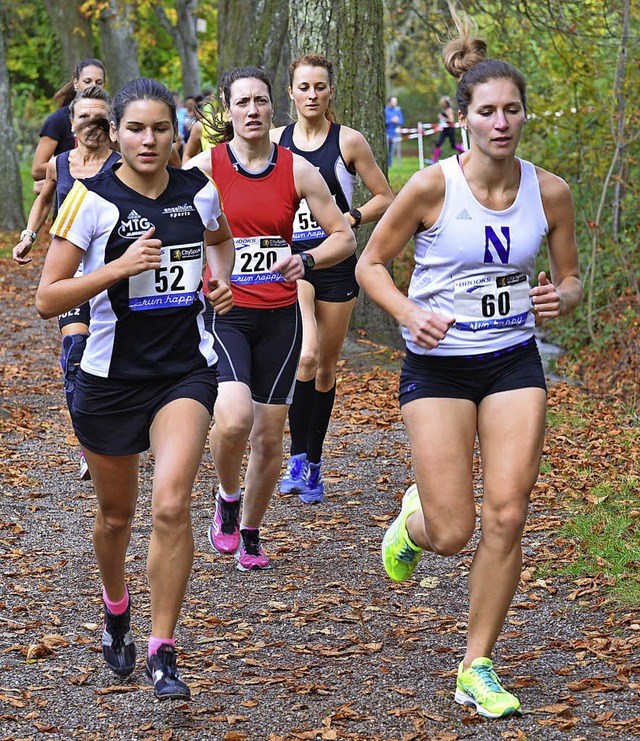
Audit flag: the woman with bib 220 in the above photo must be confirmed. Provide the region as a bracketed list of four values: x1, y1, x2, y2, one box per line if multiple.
[36, 78, 235, 701]
[271, 54, 393, 504]
[185, 66, 355, 570]
[356, 5, 582, 721]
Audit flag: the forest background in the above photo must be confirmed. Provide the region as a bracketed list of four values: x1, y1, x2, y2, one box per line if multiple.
[0, 0, 637, 358]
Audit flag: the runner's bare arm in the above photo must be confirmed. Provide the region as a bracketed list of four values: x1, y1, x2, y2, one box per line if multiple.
[36, 228, 162, 319]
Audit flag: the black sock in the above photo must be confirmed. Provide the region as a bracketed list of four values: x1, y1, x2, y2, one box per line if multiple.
[307, 383, 336, 464]
[287, 379, 315, 455]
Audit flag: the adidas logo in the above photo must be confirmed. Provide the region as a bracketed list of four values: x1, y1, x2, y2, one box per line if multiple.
[456, 209, 472, 220]
[127, 209, 142, 220]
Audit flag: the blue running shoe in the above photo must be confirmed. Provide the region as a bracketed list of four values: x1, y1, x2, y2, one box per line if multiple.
[146, 644, 190, 700]
[102, 600, 136, 677]
[299, 460, 324, 504]
[280, 453, 309, 494]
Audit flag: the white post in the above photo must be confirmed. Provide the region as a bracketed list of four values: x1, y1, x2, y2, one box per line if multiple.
[417, 121, 424, 169]
[460, 125, 469, 151]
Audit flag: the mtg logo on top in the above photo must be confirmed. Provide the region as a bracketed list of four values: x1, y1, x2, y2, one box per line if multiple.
[118, 210, 154, 239]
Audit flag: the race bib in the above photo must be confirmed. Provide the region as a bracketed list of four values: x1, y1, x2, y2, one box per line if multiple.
[128, 242, 203, 311]
[453, 272, 531, 332]
[231, 236, 291, 285]
[292, 198, 327, 242]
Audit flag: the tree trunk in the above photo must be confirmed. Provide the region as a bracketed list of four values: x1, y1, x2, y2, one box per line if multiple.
[217, 0, 290, 125]
[97, 1, 140, 94]
[289, 0, 401, 347]
[0, 19, 25, 230]
[154, 0, 201, 97]
[43, 0, 94, 76]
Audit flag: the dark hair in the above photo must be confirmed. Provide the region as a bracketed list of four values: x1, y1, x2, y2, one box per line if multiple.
[197, 66, 273, 144]
[54, 58, 106, 108]
[442, 2, 526, 116]
[111, 77, 178, 134]
[289, 54, 337, 123]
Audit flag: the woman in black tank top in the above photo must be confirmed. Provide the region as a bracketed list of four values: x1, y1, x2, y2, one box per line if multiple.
[270, 53, 393, 504]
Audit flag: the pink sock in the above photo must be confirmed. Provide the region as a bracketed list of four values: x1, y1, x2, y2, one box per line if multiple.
[240, 525, 258, 532]
[148, 636, 175, 658]
[103, 585, 129, 615]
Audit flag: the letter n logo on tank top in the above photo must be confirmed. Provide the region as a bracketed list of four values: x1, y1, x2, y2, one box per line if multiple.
[484, 226, 511, 264]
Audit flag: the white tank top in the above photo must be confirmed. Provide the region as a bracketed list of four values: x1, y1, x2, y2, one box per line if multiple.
[404, 155, 549, 356]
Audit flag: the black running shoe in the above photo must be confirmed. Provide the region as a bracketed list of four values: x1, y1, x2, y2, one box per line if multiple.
[145, 644, 191, 700]
[102, 601, 136, 677]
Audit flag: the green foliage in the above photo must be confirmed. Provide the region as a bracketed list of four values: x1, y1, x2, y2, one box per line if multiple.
[5, 0, 217, 167]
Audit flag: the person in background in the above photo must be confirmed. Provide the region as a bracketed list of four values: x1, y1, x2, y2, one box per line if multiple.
[32, 59, 106, 194]
[35, 77, 235, 701]
[385, 95, 403, 168]
[433, 95, 464, 161]
[356, 2, 582, 720]
[14, 85, 120, 481]
[172, 90, 187, 157]
[272, 53, 393, 504]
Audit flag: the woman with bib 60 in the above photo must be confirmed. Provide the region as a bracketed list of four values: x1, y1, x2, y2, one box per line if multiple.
[356, 5, 582, 720]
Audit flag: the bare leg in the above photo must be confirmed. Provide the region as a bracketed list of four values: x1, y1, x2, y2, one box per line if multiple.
[209, 381, 253, 495]
[314, 297, 356, 392]
[83, 448, 139, 602]
[400, 397, 477, 555]
[295, 280, 318, 383]
[464, 388, 546, 666]
[242, 402, 290, 527]
[147, 397, 211, 639]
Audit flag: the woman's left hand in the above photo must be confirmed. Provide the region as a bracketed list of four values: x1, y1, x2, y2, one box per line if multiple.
[530, 271, 562, 320]
[207, 277, 234, 316]
[270, 253, 305, 283]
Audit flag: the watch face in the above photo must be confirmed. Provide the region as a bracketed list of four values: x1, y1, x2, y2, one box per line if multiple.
[303, 252, 315, 269]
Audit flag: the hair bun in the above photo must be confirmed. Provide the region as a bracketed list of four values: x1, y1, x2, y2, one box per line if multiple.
[442, 1, 488, 79]
[442, 37, 487, 79]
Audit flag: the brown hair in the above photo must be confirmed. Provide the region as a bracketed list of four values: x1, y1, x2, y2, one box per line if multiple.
[288, 54, 337, 123]
[442, 2, 526, 116]
[54, 59, 106, 109]
[196, 66, 273, 144]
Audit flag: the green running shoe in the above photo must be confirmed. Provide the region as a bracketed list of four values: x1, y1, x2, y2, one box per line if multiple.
[455, 657, 521, 718]
[381, 484, 423, 582]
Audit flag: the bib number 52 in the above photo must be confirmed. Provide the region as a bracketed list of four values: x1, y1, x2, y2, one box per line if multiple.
[155, 265, 185, 293]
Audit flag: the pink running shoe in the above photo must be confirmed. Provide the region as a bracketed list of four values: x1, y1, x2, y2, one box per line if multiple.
[235, 528, 270, 571]
[207, 494, 241, 554]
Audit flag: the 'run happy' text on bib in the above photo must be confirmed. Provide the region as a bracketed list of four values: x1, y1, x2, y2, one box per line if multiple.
[128, 242, 203, 311]
[231, 236, 291, 285]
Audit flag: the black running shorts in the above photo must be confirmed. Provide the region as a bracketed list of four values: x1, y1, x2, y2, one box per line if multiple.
[399, 337, 547, 407]
[72, 365, 218, 455]
[207, 302, 302, 405]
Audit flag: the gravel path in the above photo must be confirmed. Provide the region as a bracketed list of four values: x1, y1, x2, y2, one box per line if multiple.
[1, 259, 638, 740]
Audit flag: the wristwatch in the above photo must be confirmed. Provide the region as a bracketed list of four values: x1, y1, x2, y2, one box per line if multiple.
[20, 229, 37, 242]
[349, 208, 362, 228]
[300, 252, 315, 270]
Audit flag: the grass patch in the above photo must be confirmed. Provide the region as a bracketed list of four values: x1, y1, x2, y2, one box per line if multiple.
[21, 156, 37, 215]
[559, 475, 640, 605]
[387, 155, 423, 194]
